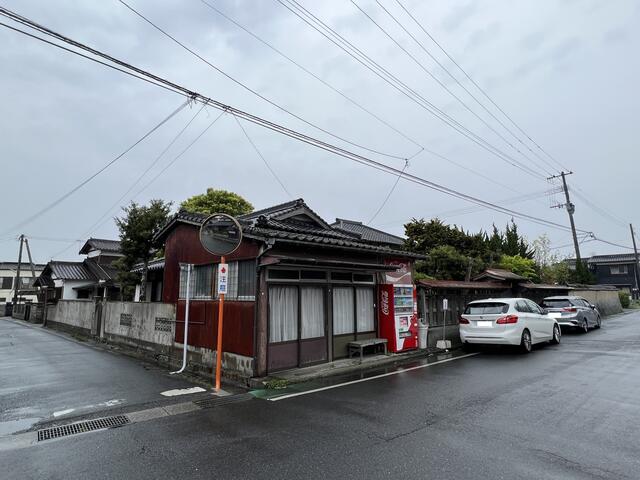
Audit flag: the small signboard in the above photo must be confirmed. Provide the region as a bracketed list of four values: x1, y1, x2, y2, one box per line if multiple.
[217, 263, 228, 295]
[442, 298, 449, 311]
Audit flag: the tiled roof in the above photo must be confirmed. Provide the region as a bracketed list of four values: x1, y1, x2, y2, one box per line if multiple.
[49, 261, 96, 281]
[474, 268, 526, 281]
[154, 199, 424, 259]
[586, 254, 638, 264]
[417, 279, 509, 289]
[83, 258, 117, 282]
[0, 262, 46, 271]
[131, 258, 165, 273]
[79, 238, 121, 255]
[331, 218, 405, 246]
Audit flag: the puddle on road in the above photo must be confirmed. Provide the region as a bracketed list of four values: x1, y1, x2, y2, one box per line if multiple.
[0, 417, 41, 436]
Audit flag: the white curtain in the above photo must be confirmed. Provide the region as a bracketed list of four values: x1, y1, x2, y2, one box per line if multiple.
[333, 287, 354, 335]
[356, 287, 375, 332]
[301, 287, 325, 339]
[269, 286, 298, 343]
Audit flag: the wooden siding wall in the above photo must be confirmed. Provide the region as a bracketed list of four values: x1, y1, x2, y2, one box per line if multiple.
[164, 224, 261, 357]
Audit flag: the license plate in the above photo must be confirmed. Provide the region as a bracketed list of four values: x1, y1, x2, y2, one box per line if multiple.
[549, 312, 561, 318]
[477, 321, 492, 327]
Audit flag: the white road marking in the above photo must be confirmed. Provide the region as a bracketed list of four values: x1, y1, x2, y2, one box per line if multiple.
[160, 387, 206, 397]
[53, 409, 75, 418]
[267, 353, 480, 401]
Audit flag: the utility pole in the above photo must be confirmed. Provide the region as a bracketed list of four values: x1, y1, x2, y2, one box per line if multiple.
[630, 224, 640, 298]
[549, 172, 581, 264]
[12, 234, 24, 305]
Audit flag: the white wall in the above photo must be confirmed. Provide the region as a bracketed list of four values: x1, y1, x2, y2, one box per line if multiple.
[48, 300, 96, 331]
[103, 301, 176, 347]
[0, 267, 43, 303]
[61, 280, 95, 300]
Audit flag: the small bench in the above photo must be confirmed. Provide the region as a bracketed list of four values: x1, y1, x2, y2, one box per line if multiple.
[347, 338, 388, 363]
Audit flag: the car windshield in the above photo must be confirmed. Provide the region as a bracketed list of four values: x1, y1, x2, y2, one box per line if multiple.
[542, 299, 573, 308]
[464, 302, 509, 315]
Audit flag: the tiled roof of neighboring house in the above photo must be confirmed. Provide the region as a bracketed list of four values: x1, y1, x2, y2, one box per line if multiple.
[154, 199, 424, 259]
[331, 219, 405, 246]
[49, 261, 96, 281]
[417, 279, 510, 290]
[474, 268, 526, 282]
[79, 238, 122, 255]
[131, 258, 165, 273]
[83, 258, 118, 283]
[586, 254, 638, 264]
[519, 283, 573, 291]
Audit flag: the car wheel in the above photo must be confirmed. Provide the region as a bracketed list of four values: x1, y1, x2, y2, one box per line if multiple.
[550, 324, 561, 345]
[520, 329, 532, 353]
[581, 319, 589, 334]
[462, 342, 475, 352]
[595, 316, 601, 329]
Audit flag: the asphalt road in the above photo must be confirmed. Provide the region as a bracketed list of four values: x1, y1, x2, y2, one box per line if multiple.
[3, 311, 640, 479]
[0, 318, 201, 435]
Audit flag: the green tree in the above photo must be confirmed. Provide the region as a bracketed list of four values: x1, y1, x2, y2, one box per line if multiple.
[115, 199, 172, 301]
[180, 188, 253, 216]
[498, 254, 539, 281]
[415, 245, 477, 281]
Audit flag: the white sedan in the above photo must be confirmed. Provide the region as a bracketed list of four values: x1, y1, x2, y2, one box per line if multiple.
[459, 298, 561, 353]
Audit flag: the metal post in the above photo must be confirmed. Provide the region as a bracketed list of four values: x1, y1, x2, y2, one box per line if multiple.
[215, 256, 226, 391]
[23, 238, 37, 282]
[12, 235, 24, 305]
[171, 264, 191, 374]
[630, 224, 640, 298]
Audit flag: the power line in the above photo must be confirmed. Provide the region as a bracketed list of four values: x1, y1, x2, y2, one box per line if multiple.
[0, 98, 189, 237]
[374, 0, 561, 175]
[277, 0, 548, 181]
[0, 7, 589, 236]
[233, 114, 293, 199]
[393, 0, 571, 173]
[117, 0, 409, 162]
[351, 0, 555, 178]
[199, 0, 423, 157]
[367, 159, 409, 225]
[570, 187, 627, 228]
[80, 102, 207, 238]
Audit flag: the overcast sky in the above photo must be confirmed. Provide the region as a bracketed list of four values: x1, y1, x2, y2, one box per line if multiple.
[1, 0, 639, 264]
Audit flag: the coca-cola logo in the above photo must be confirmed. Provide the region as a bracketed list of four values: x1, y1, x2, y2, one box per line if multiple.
[381, 290, 389, 315]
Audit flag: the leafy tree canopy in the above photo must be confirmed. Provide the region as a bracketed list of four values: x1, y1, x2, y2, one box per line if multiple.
[115, 199, 172, 300]
[498, 255, 539, 281]
[180, 188, 253, 216]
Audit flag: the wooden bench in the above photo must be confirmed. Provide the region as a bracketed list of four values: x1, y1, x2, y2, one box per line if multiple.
[347, 338, 388, 363]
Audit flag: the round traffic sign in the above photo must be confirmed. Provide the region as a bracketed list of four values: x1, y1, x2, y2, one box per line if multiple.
[199, 213, 243, 256]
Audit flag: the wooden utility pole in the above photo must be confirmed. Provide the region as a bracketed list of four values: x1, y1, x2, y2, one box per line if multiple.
[630, 224, 640, 298]
[12, 235, 24, 305]
[550, 172, 581, 263]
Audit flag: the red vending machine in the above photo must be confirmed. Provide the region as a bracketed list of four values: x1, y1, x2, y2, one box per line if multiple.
[378, 260, 418, 353]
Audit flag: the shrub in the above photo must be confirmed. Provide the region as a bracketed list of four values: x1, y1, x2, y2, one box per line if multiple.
[619, 291, 631, 308]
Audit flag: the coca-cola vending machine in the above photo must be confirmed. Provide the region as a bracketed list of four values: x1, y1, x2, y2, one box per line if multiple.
[378, 260, 418, 353]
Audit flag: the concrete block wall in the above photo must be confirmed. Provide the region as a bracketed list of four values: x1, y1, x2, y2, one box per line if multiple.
[102, 301, 176, 348]
[47, 300, 96, 334]
[573, 289, 622, 316]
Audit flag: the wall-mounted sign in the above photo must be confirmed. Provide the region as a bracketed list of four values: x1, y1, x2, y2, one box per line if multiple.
[217, 263, 228, 295]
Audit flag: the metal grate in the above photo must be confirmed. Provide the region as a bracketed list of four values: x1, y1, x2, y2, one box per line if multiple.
[193, 393, 253, 409]
[120, 313, 133, 326]
[37, 415, 130, 442]
[154, 317, 173, 332]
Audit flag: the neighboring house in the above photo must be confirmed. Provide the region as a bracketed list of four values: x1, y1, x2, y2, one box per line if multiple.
[330, 218, 406, 248]
[0, 261, 46, 304]
[567, 254, 640, 297]
[34, 238, 122, 301]
[154, 198, 423, 377]
[586, 254, 639, 295]
[132, 257, 165, 302]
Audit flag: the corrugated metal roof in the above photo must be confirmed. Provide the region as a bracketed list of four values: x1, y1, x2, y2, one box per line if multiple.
[331, 219, 405, 246]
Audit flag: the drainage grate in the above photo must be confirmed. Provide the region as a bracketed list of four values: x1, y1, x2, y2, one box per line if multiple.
[193, 393, 253, 409]
[37, 415, 130, 442]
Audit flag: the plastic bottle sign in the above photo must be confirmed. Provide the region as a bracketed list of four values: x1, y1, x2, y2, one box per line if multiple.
[442, 298, 449, 311]
[217, 263, 228, 295]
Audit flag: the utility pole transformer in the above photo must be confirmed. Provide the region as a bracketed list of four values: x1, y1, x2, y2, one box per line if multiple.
[550, 172, 581, 264]
[630, 224, 640, 298]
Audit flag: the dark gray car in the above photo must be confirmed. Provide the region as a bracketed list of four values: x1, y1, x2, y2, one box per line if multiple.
[541, 296, 601, 333]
